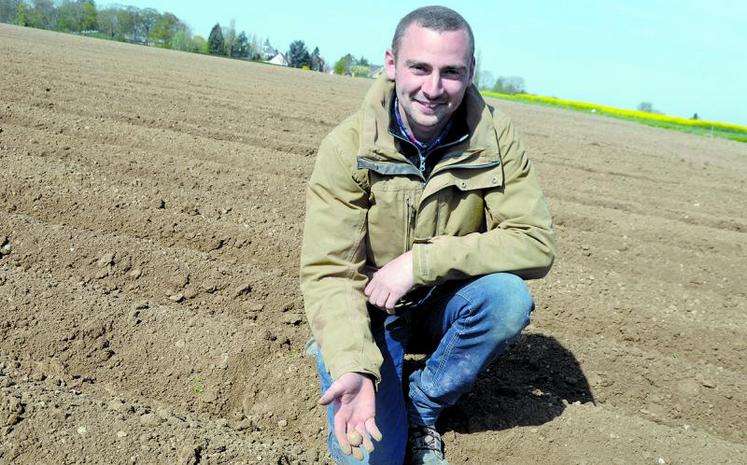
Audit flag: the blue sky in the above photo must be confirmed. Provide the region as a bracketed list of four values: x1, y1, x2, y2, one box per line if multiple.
[112, 1, 747, 125]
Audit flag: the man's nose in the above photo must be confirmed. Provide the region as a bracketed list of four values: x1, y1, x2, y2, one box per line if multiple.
[422, 72, 444, 98]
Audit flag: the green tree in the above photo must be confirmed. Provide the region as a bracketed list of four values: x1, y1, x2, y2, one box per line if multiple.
[150, 12, 182, 47]
[29, 0, 55, 29]
[351, 56, 370, 77]
[115, 6, 138, 42]
[55, 0, 97, 32]
[97, 7, 118, 38]
[190, 34, 207, 53]
[350, 64, 370, 77]
[638, 103, 662, 114]
[310, 46, 323, 72]
[0, 0, 23, 24]
[248, 33, 261, 60]
[472, 49, 483, 88]
[334, 53, 354, 75]
[207, 23, 224, 55]
[493, 76, 526, 94]
[475, 70, 494, 90]
[56, 0, 81, 32]
[81, 1, 97, 31]
[137, 7, 159, 44]
[637, 101, 654, 113]
[15, 0, 28, 26]
[234, 30, 249, 58]
[287, 40, 311, 68]
[170, 29, 191, 51]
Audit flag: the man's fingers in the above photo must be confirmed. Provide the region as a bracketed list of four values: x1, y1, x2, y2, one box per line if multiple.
[384, 292, 400, 314]
[347, 430, 363, 447]
[352, 424, 374, 453]
[361, 433, 375, 453]
[373, 288, 389, 309]
[365, 418, 383, 442]
[367, 287, 384, 309]
[365, 273, 381, 297]
[333, 414, 352, 455]
[351, 446, 364, 460]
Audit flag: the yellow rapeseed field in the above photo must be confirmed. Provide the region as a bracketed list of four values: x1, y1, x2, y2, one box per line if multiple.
[482, 91, 747, 136]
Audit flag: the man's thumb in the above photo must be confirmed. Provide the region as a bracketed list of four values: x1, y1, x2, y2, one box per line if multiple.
[318, 381, 342, 406]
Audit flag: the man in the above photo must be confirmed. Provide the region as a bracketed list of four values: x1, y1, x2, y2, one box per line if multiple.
[300, 6, 555, 465]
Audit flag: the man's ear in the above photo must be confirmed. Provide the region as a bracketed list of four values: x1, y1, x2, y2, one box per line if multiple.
[384, 49, 396, 80]
[469, 55, 476, 86]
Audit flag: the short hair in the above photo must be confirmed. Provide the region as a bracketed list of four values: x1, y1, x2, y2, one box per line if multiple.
[391, 6, 475, 59]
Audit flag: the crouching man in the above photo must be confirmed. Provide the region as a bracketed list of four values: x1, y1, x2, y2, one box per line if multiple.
[300, 6, 555, 464]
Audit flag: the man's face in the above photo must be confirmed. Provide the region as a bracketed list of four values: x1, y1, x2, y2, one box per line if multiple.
[385, 23, 474, 140]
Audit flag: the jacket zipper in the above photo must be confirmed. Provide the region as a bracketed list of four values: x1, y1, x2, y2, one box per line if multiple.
[389, 130, 470, 179]
[404, 195, 415, 251]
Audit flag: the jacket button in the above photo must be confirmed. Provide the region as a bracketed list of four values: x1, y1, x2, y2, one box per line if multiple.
[460, 181, 467, 188]
[491, 176, 498, 184]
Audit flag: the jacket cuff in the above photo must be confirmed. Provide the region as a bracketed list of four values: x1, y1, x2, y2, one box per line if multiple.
[327, 358, 381, 387]
[412, 242, 434, 286]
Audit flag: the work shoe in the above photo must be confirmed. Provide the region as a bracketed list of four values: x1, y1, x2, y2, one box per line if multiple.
[407, 425, 450, 465]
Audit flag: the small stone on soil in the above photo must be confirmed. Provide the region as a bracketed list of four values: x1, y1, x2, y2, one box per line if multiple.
[233, 283, 252, 299]
[183, 287, 199, 299]
[139, 413, 164, 427]
[249, 303, 265, 312]
[97, 253, 115, 268]
[201, 390, 218, 403]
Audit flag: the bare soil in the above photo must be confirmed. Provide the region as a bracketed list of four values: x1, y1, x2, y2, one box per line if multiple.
[1, 24, 745, 465]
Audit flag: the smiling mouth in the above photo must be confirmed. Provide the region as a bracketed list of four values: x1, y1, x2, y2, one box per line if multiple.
[414, 99, 445, 112]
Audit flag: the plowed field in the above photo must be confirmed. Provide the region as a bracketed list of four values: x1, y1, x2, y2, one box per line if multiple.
[1, 24, 745, 465]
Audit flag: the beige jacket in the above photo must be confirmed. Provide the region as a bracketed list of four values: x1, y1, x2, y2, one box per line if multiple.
[300, 76, 555, 382]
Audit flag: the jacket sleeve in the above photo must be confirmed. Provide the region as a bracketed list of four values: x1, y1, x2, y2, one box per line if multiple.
[412, 115, 556, 284]
[299, 134, 383, 383]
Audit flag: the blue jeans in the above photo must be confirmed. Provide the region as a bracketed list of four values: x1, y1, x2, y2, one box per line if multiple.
[310, 272, 534, 465]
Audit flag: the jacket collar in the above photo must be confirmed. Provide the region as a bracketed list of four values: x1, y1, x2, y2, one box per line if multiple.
[356, 75, 501, 166]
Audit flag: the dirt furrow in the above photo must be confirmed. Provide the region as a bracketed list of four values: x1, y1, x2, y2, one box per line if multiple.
[2, 24, 746, 464]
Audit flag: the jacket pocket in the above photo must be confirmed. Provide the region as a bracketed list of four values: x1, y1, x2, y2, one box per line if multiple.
[447, 160, 504, 192]
[367, 175, 422, 267]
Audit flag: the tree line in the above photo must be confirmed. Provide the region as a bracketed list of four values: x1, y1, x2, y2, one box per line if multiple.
[0, 1, 329, 71]
[1, 1, 530, 84]
[332, 54, 373, 77]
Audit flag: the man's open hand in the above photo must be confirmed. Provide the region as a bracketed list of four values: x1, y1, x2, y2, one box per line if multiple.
[365, 251, 415, 314]
[318, 372, 382, 459]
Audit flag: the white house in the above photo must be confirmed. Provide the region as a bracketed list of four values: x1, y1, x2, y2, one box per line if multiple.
[266, 53, 288, 66]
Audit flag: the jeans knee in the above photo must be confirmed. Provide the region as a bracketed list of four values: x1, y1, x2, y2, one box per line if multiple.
[466, 273, 533, 339]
